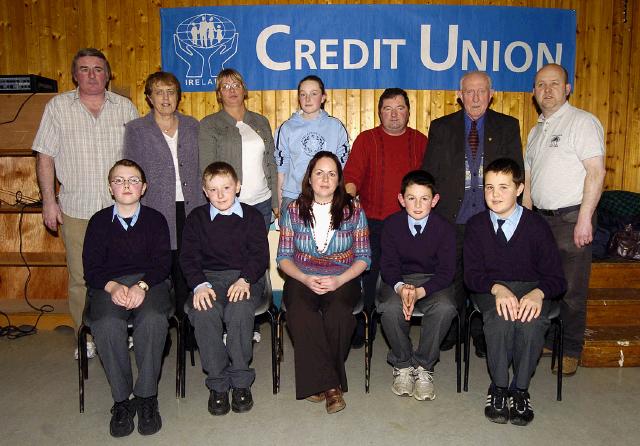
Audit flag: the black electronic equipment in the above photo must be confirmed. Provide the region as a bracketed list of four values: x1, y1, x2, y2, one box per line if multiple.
[0, 75, 58, 93]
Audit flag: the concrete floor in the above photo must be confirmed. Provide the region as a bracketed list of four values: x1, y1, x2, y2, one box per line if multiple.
[1, 322, 639, 446]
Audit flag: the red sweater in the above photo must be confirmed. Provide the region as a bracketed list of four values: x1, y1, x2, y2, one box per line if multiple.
[344, 126, 427, 221]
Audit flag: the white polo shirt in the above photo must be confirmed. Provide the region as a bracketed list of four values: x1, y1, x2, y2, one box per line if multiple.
[524, 101, 604, 210]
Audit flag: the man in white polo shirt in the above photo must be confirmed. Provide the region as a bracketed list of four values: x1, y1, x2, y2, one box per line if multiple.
[523, 63, 605, 376]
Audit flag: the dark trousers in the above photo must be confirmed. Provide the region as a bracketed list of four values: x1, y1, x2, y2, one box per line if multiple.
[89, 274, 172, 403]
[357, 218, 384, 341]
[473, 281, 551, 389]
[186, 270, 264, 392]
[540, 210, 593, 358]
[251, 197, 274, 229]
[172, 201, 189, 318]
[284, 277, 360, 399]
[449, 224, 483, 342]
[377, 274, 457, 370]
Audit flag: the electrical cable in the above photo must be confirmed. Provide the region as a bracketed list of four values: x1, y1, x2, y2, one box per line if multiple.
[0, 190, 54, 339]
[0, 92, 37, 125]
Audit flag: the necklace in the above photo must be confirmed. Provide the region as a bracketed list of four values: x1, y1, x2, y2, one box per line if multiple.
[313, 199, 331, 205]
[310, 205, 333, 253]
[159, 115, 176, 134]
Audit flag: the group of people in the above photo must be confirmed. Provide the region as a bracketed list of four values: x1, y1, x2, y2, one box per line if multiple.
[32, 46, 605, 437]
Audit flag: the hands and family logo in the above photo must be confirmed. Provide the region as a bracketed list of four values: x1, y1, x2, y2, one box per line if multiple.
[173, 14, 238, 81]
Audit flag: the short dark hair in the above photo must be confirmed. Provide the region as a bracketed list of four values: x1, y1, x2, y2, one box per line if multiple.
[108, 159, 146, 183]
[202, 161, 239, 185]
[484, 158, 524, 186]
[378, 88, 410, 114]
[71, 48, 111, 86]
[144, 71, 182, 105]
[400, 170, 437, 196]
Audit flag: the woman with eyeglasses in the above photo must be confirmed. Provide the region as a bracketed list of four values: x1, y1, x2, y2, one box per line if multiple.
[199, 68, 278, 228]
[123, 71, 205, 318]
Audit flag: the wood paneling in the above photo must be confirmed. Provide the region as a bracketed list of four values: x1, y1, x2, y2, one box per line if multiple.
[0, 0, 638, 195]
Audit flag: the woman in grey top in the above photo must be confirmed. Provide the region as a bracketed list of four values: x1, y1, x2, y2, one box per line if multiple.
[123, 71, 205, 316]
[199, 68, 278, 228]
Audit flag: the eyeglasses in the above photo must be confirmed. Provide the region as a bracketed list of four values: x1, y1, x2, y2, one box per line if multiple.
[110, 176, 142, 186]
[220, 83, 241, 91]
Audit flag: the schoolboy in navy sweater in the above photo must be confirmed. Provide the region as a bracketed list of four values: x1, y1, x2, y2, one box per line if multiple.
[464, 158, 565, 427]
[379, 170, 456, 401]
[180, 162, 269, 416]
[83, 159, 171, 438]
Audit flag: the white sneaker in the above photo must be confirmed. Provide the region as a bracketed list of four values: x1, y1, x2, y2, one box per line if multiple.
[413, 366, 435, 401]
[223, 333, 227, 345]
[74, 340, 97, 360]
[128, 336, 134, 351]
[391, 366, 415, 397]
[252, 331, 261, 343]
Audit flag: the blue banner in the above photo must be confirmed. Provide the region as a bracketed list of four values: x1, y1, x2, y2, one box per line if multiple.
[160, 5, 575, 93]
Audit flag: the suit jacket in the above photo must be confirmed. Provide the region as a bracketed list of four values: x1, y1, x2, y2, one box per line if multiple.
[422, 108, 523, 224]
[123, 112, 206, 250]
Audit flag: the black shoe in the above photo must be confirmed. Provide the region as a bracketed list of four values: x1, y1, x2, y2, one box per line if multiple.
[440, 337, 457, 351]
[208, 389, 230, 416]
[484, 385, 509, 424]
[109, 399, 135, 438]
[509, 389, 534, 426]
[474, 337, 487, 358]
[135, 395, 162, 436]
[231, 387, 254, 413]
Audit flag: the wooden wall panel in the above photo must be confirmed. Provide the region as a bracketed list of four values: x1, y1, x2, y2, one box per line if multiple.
[0, 0, 638, 192]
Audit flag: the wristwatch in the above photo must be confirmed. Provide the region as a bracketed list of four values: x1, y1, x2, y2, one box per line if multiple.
[136, 280, 149, 291]
[240, 277, 251, 285]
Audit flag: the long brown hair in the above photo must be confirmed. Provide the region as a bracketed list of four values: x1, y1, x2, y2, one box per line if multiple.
[297, 151, 353, 229]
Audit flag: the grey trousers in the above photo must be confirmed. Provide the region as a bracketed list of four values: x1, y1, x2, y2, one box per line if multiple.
[88, 274, 172, 403]
[186, 270, 265, 392]
[377, 273, 457, 371]
[473, 281, 551, 389]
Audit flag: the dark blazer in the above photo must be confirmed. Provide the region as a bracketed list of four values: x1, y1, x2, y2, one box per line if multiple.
[422, 108, 523, 224]
[123, 112, 206, 250]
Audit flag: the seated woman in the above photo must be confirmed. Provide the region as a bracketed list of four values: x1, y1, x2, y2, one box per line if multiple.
[276, 151, 371, 414]
[82, 159, 172, 438]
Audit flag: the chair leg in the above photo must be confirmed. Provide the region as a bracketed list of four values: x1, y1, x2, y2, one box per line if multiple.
[189, 323, 196, 367]
[455, 313, 461, 393]
[275, 312, 284, 393]
[78, 325, 87, 413]
[269, 309, 278, 395]
[557, 318, 563, 401]
[172, 316, 183, 399]
[463, 309, 475, 392]
[364, 311, 370, 394]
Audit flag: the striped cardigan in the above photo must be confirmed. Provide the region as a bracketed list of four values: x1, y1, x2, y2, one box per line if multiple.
[277, 199, 371, 276]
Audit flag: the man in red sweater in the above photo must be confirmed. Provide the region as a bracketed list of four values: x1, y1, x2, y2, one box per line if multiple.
[344, 88, 427, 345]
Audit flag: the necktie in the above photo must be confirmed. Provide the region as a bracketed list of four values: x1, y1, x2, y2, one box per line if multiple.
[414, 224, 422, 236]
[123, 216, 133, 229]
[496, 219, 508, 246]
[469, 120, 479, 158]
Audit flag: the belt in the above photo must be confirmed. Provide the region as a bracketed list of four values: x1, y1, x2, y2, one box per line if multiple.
[535, 205, 581, 216]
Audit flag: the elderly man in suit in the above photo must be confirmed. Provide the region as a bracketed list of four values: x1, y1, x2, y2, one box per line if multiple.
[422, 71, 523, 357]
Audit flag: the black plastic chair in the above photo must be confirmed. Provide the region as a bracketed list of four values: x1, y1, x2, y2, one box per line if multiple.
[463, 300, 564, 401]
[275, 296, 370, 393]
[77, 297, 183, 413]
[181, 272, 279, 395]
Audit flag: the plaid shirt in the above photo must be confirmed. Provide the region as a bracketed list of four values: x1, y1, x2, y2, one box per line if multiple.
[32, 89, 139, 219]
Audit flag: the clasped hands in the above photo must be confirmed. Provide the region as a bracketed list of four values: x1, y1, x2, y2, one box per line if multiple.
[397, 284, 425, 321]
[492, 284, 543, 322]
[303, 275, 342, 295]
[193, 278, 251, 311]
[107, 281, 145, 310]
